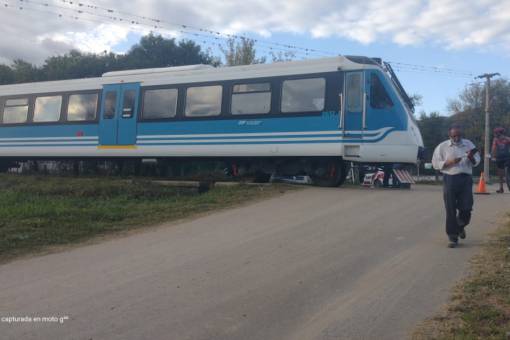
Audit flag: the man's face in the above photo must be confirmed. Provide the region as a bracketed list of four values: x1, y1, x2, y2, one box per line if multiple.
[449, 128, 462, 144]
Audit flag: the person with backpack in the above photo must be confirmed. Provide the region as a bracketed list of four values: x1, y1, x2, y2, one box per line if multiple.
[491, 127, 510, 193]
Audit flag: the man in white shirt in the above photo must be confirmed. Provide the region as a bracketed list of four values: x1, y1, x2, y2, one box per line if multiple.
[432, 125, 480, 248]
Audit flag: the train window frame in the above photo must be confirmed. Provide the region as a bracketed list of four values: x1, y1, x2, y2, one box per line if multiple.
[280, 77, 326, 114]
[141, 87, 179, 120]
[121, 89, 136, 119]
[138, 72, 335, 122]
[346, 73, 363, 112]
[66, 92, 100, 123]
[230, 82, 271, 115]
[184, 85, 223, 118]
[103, 91, 117, 120]
[370, 73, 394, 109]
[33, 95, 63, 123]
[1, 97, 30, 125]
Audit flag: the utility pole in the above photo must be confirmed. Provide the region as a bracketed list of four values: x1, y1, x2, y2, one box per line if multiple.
[476, 72, 500, 183]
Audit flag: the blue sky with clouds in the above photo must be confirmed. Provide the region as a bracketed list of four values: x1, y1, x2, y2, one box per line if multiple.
[0, 0, 508, 115]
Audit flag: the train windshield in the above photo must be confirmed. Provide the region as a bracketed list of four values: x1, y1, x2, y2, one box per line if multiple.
[344, 56, 415, 116]
[382, 62, 415, 114]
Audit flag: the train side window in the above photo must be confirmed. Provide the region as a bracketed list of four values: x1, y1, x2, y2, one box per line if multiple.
[370, 74, 393, 109]
[67, 93, 98, 121]
[2, 98, 29, 124]
[33, 96, 62, 122]
[185, 85, 222, 117]
[346, 73, 362, 112]
[231, 83, 271, 115]
[103, 91, 117, 119]
[281, 78, 325, 113]
[122, 90, 136, 118]
[142, 88, 178, 119]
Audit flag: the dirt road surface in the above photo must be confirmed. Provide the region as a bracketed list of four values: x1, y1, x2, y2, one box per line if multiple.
[1, 184, 509, 339]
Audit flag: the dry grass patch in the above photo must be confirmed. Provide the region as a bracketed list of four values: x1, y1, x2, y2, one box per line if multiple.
[413, 216, 510, 339]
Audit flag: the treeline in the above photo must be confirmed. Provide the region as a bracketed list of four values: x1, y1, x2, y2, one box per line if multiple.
[0, 34, 219, 85]
[418, 78, 510, 163]
[0, 34, 290, 85]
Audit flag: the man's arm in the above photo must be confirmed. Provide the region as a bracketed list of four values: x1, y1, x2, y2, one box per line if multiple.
[433, 143, 462, 170]
[431, 144, 445, 170]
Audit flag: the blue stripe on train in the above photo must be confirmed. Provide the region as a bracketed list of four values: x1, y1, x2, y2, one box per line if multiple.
[138, 134, 358, 140]
[136, 130, 387, 140]
[137, 112, 404, 136]
[0, 128, 397, 147]
[136, 128, 397, 145]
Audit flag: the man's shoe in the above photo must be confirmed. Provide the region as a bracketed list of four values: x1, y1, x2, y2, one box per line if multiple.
[448, 236, 458, 248]
[459, 228, 466, 239]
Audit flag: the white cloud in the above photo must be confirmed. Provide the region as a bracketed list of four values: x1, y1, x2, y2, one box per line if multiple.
[0, 0, 509, 64]
[37, 24, 131, 55]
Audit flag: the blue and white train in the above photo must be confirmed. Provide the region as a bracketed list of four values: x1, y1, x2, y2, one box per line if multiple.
[0, 56, 423, 186]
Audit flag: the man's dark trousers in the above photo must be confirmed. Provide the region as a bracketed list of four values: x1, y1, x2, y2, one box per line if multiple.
[443, 173, 473, 239]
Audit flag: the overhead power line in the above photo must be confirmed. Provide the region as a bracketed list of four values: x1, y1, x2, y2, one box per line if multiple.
[56, 0, 336, 57]
[0, 0, 493, 78]
[18, 0, 334, 58]
[387, 61, 475, 78]
[1, 0, 317, 59]
[3, 0, 325, 59]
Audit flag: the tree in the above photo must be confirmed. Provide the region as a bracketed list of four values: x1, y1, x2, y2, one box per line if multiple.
[0, 64, 15, 85]
[417, 111, 449, 161]
[174, 40, 220, 67]
[409, 93, 423, 108]
[447, 78, 510, 154]
[447, 83, 484, 113]
[121, 33, 216, 69]
[220, 38, 266, 66]
[11, 59, 40, 83]
[269, 50, 296, 63]
[41, 50, 116, 80]
[0, 34, 219, 85]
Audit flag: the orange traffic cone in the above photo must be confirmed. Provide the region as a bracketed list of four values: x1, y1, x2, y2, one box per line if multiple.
[474, 172, 490, 195]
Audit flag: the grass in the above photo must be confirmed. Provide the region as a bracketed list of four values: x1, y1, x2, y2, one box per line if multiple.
[0, 174, 295, 263]
[413, 216, 510, 339]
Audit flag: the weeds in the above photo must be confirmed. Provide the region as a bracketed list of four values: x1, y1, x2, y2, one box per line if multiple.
[0, 174, 292, 262]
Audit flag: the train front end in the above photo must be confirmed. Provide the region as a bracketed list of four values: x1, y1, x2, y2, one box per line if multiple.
[340, 56, 424, 166]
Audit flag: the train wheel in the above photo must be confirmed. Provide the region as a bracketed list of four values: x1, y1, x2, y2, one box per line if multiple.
[253, 171, 271, 183]
[0, 162, 9, 173]
[310, 159, 346, 187]
[374, 179, 383, 188]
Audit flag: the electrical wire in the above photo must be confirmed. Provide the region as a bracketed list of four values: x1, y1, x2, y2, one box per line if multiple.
[0, 0, 498, 78]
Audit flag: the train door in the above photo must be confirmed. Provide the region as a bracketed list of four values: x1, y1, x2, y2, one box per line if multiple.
[99, 83, 140, 145]
[342, 72, 365, 134]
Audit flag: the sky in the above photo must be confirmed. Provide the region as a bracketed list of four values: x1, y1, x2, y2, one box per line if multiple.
[0, 0, 509, 115]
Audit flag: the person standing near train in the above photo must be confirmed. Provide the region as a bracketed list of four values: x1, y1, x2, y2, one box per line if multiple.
[432, 125, 480, 248]
[491, 127, 510, 193]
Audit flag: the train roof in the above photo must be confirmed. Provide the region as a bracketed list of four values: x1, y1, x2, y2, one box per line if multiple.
[0, 56, 381, 96]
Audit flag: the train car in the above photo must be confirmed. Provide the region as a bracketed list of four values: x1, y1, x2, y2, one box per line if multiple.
[0, 56, 424, 186]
